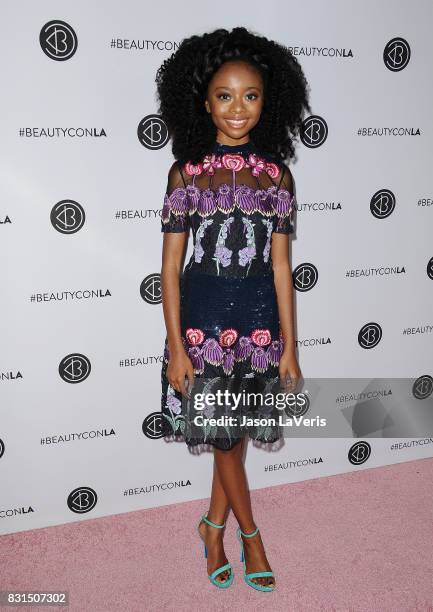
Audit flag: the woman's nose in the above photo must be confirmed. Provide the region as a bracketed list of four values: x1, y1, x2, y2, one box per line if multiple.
[230, 98, 245, 114]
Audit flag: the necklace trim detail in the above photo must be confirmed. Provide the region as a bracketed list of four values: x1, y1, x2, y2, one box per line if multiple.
[184, 153, 280, 179]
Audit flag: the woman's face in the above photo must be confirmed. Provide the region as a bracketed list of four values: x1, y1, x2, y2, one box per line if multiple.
[205, 60, 264, 146]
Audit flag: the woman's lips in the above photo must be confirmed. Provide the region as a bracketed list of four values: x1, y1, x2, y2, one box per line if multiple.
[225, 119, 248, 128]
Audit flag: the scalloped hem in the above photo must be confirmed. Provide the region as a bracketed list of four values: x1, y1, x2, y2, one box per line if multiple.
[160, 426, 282, 451]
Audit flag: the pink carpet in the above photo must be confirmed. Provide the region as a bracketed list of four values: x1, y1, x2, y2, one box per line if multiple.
[1, 457, 433, 611]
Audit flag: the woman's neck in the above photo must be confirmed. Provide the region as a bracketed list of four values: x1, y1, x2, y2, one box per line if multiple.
[212, 139, 256, 156]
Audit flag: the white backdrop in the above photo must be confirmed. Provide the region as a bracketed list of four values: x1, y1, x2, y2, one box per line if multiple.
[1, 0, 433, 535]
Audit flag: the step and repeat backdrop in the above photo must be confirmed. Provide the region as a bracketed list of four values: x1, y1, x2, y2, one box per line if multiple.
[1, 1, 432, 535]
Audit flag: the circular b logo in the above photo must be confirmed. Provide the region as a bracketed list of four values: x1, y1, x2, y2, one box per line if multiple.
[51, 200, 85, 234]
[40, 20, 78, 61]
[284, 392, 310, 418]
[383, 37, 411, 71]
[370, 190, 396, 219]
[137, 115, 169, 150]
[59, 353, 91, 383]
[293, 263, 318, 292]
[140, 273, 162, 304]
[67, 487, 97, 513]
[142, 412, 164, 439]
[358, 323, 382, 349]
[412, 375, 433, 400]
[348, 441, 371, 465]
[426, 257, 433, 281]
[300, 115, 328, 148]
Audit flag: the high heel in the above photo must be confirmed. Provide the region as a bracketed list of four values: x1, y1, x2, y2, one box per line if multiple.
[236, 526, 275, 592]
[197, 512, 234, 588]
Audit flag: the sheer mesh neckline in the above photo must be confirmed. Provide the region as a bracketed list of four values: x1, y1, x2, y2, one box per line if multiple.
[211, 139, 257, 157]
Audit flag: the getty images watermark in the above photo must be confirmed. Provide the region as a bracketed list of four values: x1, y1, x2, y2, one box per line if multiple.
[173, 375, 433, 439]
[191, 388, 321, 429]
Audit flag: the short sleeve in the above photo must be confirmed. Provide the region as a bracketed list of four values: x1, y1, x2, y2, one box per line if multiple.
[160, 161, 190, 233]
[273, 163, 296, 235]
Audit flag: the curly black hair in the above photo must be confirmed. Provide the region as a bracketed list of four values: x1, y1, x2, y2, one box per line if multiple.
[155, 26, 311, 166]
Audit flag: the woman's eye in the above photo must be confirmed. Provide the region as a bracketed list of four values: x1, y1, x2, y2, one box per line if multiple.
[218, 93, 258, 101]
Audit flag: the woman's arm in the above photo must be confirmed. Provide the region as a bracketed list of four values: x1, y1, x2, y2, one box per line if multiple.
[160, 163, 194, 396]
[161, 231, 188, 356]
[272, 232, 296, 357]
[271, 164, 301, 388]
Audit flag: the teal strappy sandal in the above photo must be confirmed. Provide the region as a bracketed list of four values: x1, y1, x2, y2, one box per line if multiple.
[197, 513, 234, 588]
[236, 526, 276, 592]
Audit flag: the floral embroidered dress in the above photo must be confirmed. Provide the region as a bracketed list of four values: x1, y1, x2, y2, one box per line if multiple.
[160, 139, 296, 450]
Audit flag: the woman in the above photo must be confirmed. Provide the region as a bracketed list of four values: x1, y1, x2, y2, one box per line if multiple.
[156, 26, 310, 591]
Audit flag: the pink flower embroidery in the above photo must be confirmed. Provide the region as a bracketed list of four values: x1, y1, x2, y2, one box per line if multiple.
[251, 329, 272, 346]
[221, 153, 246, 172]
[219, 328, 239, 347]
[265, 163, 280, 179]
[185, 328, 205, 345]
[183, 154, 279, 178]
[202, 154, 220, 175]
[184, 161, 203, 176]
[247, 153, 266, 177]
[163, 329, 284, 373]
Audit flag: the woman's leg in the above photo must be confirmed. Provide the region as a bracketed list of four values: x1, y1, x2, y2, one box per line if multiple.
[213, 436, 275, 588]
[197, 438, 243, 583]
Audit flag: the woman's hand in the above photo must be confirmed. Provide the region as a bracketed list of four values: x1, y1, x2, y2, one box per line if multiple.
[167, 348, 195, 399]
[279, 349, 302, 393]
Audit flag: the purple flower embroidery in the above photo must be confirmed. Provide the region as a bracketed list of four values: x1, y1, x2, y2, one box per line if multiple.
[216, 183, 234, 213]
[267, 340, 283, 366]
[275, 190, 294, 217]
[251, 347, 269, 373]
[235, 185, 255, 214]
[238, 218, 256, 274]
[168, 188, 188, 215]
[163, 181, 295, 224]
[234, 336, 254, 361]
[202, 338, 224, 365]
[194, 218, 214, 264]
[214, 245, 232, 268]
[255, 189, 273, 216]
[186, 184, 200, 213]
[198, 188, 217, 216]
[167, 393, 182, 415]
[188, 346, 205, 374]
[262, 219, 273, 263]
[194, 242, 204, 263]
[222, 349, 235, 375]
[239, 245, 256, 267]
[163, 332, 284, 374]
[214, 217, 235, 274]
[203, 403, 216, 419]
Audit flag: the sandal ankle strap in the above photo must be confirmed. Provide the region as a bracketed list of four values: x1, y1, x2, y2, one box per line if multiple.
[239, 526, 260, 538]
[201, 512, 225, 529]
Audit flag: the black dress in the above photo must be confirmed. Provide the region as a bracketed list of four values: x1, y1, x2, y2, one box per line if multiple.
[160, 139, 296, 450]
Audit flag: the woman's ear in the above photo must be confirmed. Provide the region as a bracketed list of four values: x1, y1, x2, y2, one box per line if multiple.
[204, 100, 210, 113]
